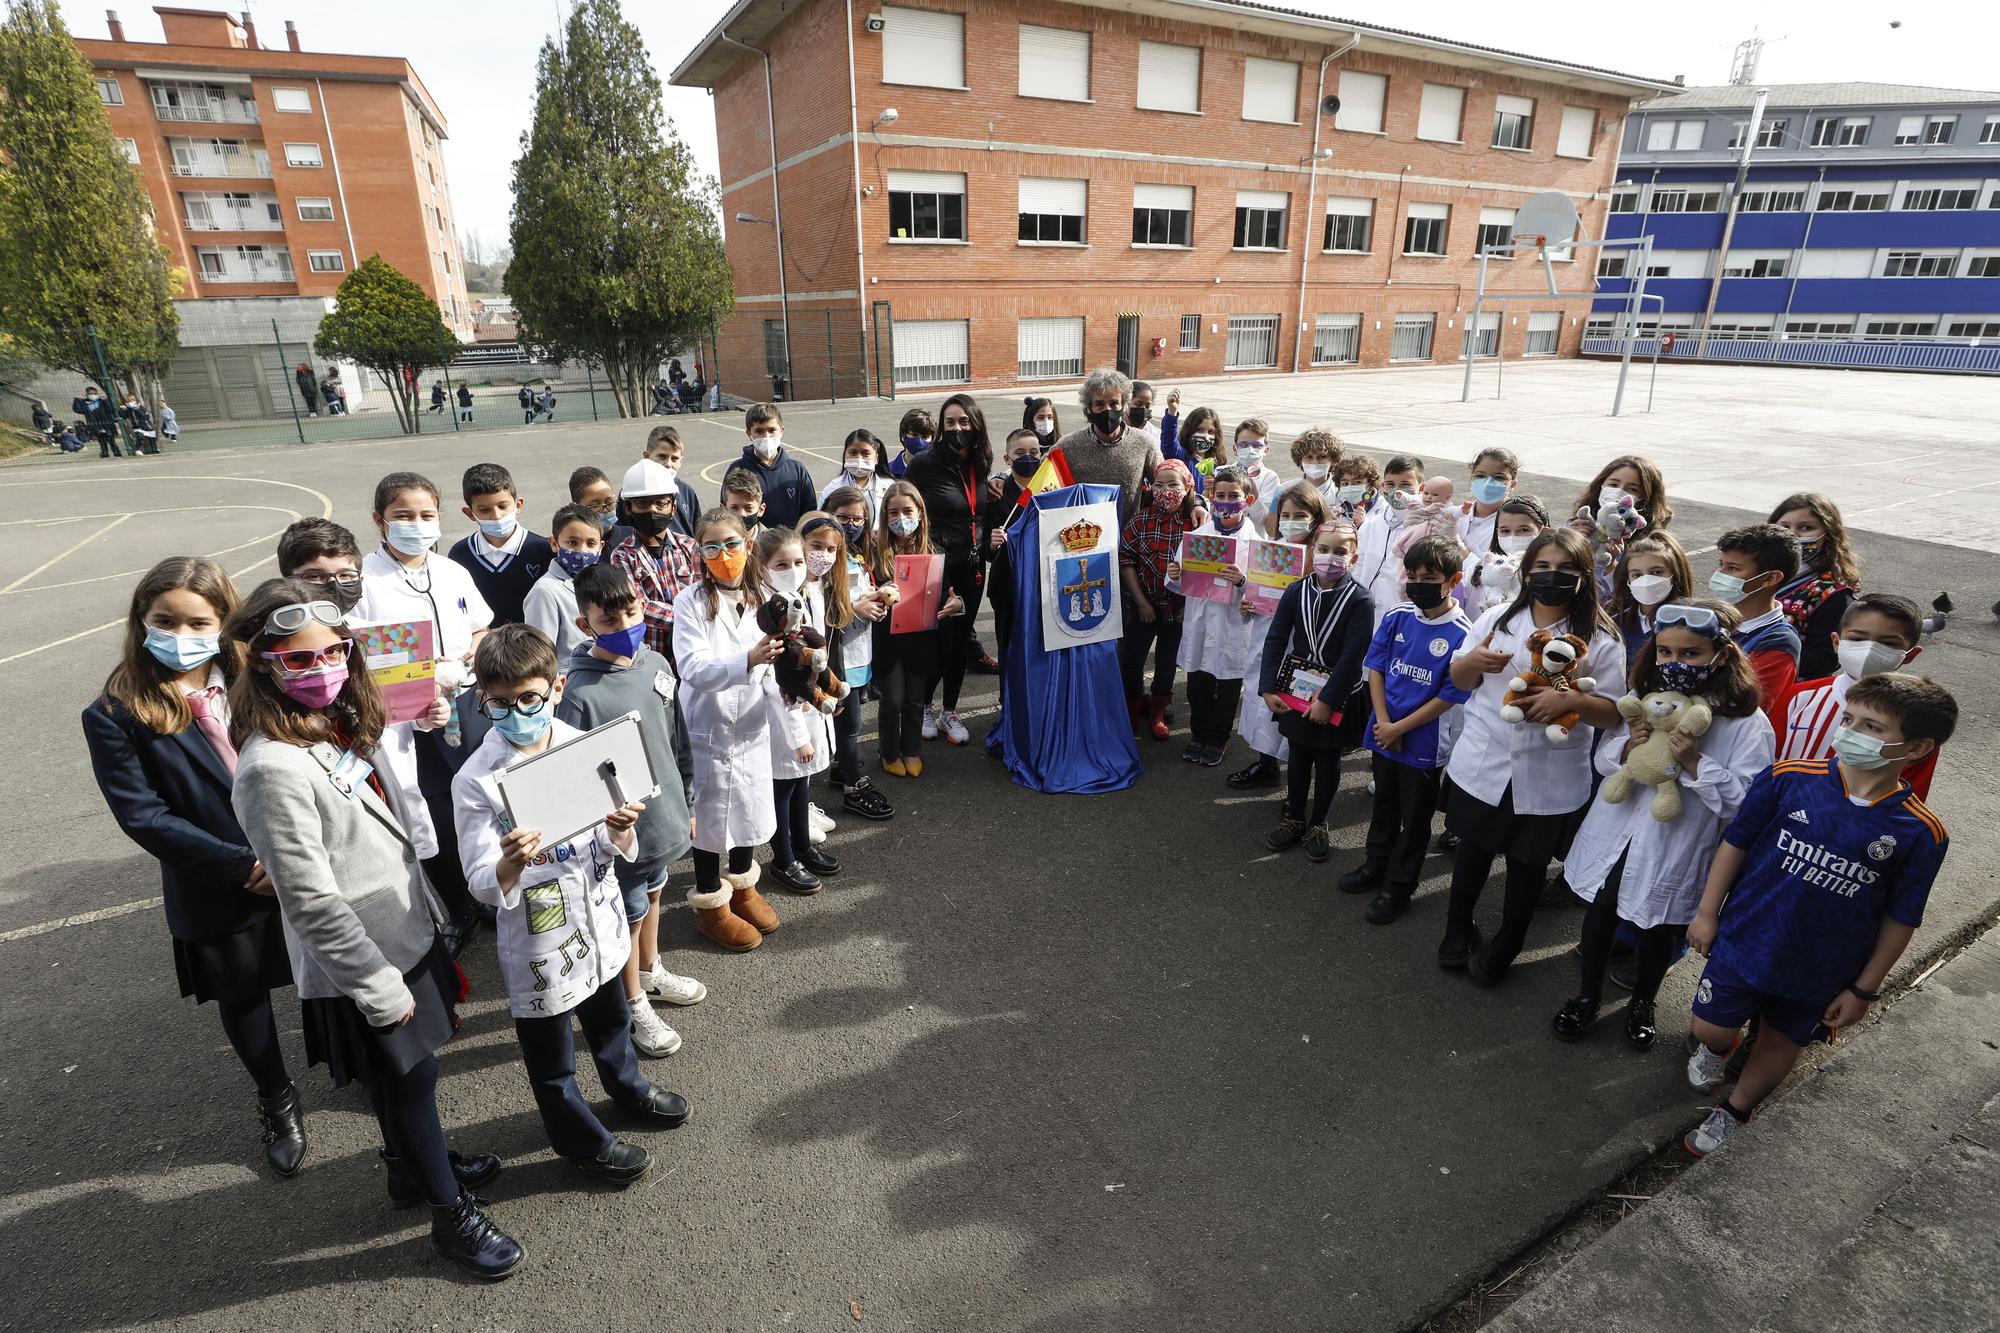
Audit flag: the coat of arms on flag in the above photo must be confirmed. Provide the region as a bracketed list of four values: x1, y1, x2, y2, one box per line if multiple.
[1037, 499, 1121, 650]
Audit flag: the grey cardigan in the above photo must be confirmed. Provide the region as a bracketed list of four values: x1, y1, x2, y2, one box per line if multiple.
[231, 734, 442, 1026]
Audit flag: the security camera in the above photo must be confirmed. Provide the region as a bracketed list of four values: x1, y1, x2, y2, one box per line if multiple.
[864, 13, 885, 32]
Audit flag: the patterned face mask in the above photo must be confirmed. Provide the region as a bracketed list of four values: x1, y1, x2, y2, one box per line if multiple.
[1655, 659, 1716, 694]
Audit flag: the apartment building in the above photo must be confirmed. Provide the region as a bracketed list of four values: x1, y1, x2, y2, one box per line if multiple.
[671, 0, 1674, 399]
[78, 8, 470, 416]
[1592, 83, 2000, 369]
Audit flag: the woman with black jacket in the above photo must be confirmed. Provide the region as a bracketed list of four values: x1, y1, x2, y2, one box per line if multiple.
[905, 393, 992, 746]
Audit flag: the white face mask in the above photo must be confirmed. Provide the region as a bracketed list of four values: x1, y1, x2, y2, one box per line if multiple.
[1496, 533, 1534, 558]
[1302, 462, 1331, 481]
[767, 564, 807, 596]
[845, 456, 874, 477]
[888, 515, 919, 538]
[753, 435, 781, 461]
[1627, 573, 1673, 607]
[1837, 638, 1909, 681]
[1277, 518, 1313, 541]
[1235, 445, 1267, 468]
[804, 549, 837, 578]
[1033, 419, 1054, 437]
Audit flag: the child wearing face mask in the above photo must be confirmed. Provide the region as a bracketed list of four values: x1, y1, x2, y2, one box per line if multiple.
[1767, 492, 1861, 681]
[1175, 407, 1231, 493]
[1462, 496, 1548, 622]
[1711, 524, 1803, 720]
[1258, 521, 1374, 861]
[1230, 419, 1288, 524]
[889, 407, 935, 480]
[1355, 455, 1423, 627]
[1554, 600, 1772, 1053]
[872, 482, 965, 777]
[754, 526, 843, 895]
[731, 403, 816, 529]
[1228, 482, 1331, 790]
[1023, 397, 1062, 451]
[1606, 531, 1693, 660]
[819, 428, 893, 518]
[1457, 447, 1521, 557]
[981, 430, 1044, 677]
[801, 507, 895, 821]
[1167, 466, 1258, 767]
[1775, 592, 1940, 798]
[1289, 427, 1344, 507]
[524, 504, 605, 659]
[1332, 454, 1382, 525]
[608, 460, 704, 667]
[1119, 460, 1198, 739]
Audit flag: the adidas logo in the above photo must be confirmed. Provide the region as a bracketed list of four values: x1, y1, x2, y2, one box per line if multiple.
[1787, 809, 1810, 824]
[1394, 633, 1405, 643]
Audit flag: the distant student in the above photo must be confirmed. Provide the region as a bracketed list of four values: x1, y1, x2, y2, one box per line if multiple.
[1768, 492, 1861, 681]
[1168, 466, 1258, 767]
[1341, 536, 1474, 922]
[523, 503, 604, 659]
[1229, 418, 1288, 524]
[728, 403, 816, 528]
[820, 428, 893, 518]
[1775, 592, 1939, 799]
[1024, 396, 1061, 448]
[448, 463, 555, 627]
[1571, 454, 1673, 537]
[1227, 481, 1331, 791]
[455, 384, 473, 421]
[536, 385, 556, 422]
[1710, 523, 1802, 716]
[755, 526, 842, 894]
[607, 459, 703, 664]
[721, 468, 768, 536]
[641, 425, 704, 538]
[871, 482, 963, 777]
[569, 465, 633, 550]
[979, 430, 1042, 673]
[802, 504, 895, 821]
[430, 382, 447, 415]
[160, 401, 179, 443]
[518, 384, 536, 424]
[1290, 427, 1343, 508]
[1353, 455, 1423, 623]
[889, 406, 935, 479]
[454, 624, 689, 1186]
[1456, 446, 1521, 558]
[1119, 459, 1197, 739]
[1176, 406, 1231, 490]
[1682, 674, 1954, 1157]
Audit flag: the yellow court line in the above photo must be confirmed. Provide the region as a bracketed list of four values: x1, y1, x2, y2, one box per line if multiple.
[0, 513, 131, 594]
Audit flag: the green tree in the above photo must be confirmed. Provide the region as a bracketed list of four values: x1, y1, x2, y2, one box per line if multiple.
[507, 0, 733, 417]
[312, 255, 450, 434]
[0, 0, 178, 419]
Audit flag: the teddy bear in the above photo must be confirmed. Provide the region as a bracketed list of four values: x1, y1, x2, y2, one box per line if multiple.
[1574, 495, 1648, 570]
[1599, 690, 1714, 821]
[755, 592, 848, 715]
[1499, 630, 1596, 743]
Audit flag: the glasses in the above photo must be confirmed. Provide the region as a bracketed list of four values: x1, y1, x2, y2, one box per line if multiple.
[477, 691, 549, 720]
[294, 571, 362, 591]
[262, 600, 345, 635]
[1656, 603, 1725, 636]
[260, 639, 353, 675]
[698, 537, 747, 558]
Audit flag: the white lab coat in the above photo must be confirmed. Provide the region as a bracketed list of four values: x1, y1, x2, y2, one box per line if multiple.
[671, 581, 783, 853]
[1235, 607, 1289, 760]
[1353, 506, 1406, 628]
[1460, 552, 1521, 623]
[767, 582, 833, 780]
[371, 721, 439, 860]
[1172, 519, 1259, 679]
[1456, 506, 1499, 565]
[819, 471, 893, 520]
[1566, 708, 1775, 927]
[451, 725, 633, 1019]
[1444, 605, 1626, 817]
[353, 548, 492, 663]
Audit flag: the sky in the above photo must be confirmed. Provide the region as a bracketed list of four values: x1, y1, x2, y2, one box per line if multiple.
[69, 0, 2000, 249]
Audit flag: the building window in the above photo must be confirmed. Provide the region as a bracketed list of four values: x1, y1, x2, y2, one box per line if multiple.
[1132, 183, 1193, 247]
[891, 318, 970, 387]
[1335, 69, 1386, 134]
[1136, 40, 1200, 114]
[1390, 314, 1435, 361]
[1881, 250, 1958, 278]
[1524, 312, 1561, 356]
[1720, 253, 1789, 278]
[1018, 176, 1086, 244]
[1900, 186, 1978, 211]
[887, 170, 966, 241]
[296, 196, 334, 221]
[1242, 56, 1299, 124]
[1223, 314, 1281, 370]
[95, 75, 122, 105]
[1018, 25, 1089, 102]
[1645, 119, 1703, 150]
[1785, 318, 1855, 337]
[1463, 312, 1500, 358]
[1968, 255, 2000, 277]
[1322, 196, 1372, 253]
[1417, 84, 1464, 142]
[1476, 207, 1516, 256]
[1816, 185, 1891, 212]
[1403, 203, 1448, 256]
[283, 142, 323, 168]
[1648, 187, 1722, 213]
[307, 250, 345, 273]
[1596, 254, 1628, 279]
[1946, 318, 2000, 338]
[881, 6, 964, 89]
[1311, 313, 1361, 365]
[271, 86, 311, 113]
[1755, 117, 1789, 148]
[1643, 250, 1710, 279]
[1812, 115, 1870, 146]
[1893, 114, 1923, 146]
[1556, 105, 1594, 158]
[1862, 317, 1937, 339]
[1737, 185, 1806, 212]
[1609, 187, 1640, 214]
[1704, 317, 1774, 339]
[1179, 314, 1201, 351]
[1233, 191, 1288, 250]
[1017, 316, 1085, 379]
[1982, 116, 2000, 145]
[1491, 94, 1533, 150]
[761, 320, 788, 376]
[118, 138, 139, 164]
[1924, 115, 1958, 144]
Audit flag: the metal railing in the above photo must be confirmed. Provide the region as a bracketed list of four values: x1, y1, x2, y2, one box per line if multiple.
[152, 103, 259, 124]
[198, 263, 296, 284]
[1581, 335, 2000, 374]
[170, 157, 272, 179]
[183, 215, 282, 233]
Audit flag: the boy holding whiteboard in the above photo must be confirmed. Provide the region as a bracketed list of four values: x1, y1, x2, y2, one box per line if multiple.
[452, 624, 691, 1187]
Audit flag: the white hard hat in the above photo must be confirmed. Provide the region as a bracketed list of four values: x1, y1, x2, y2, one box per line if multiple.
[621, 458, 678, 498]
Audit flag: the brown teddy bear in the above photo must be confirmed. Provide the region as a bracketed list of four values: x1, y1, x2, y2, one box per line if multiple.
[1499, 629, 1597, 742]
[755, 592, 848, 715]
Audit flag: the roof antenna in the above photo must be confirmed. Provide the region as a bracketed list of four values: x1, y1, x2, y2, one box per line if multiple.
[1727, 30, 1785, 85]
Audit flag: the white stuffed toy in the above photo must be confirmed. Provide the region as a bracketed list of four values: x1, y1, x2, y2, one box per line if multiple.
[1599, 690, 1714, 821]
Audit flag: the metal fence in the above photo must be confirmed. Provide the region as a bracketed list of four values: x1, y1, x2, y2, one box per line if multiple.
[713, 304, 879, 405]
[1581, 335, 2000, 375]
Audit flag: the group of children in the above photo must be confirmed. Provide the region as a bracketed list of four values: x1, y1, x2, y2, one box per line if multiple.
[82, 383, 1958, 1280]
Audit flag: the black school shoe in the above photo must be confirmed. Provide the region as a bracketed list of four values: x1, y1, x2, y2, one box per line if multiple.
[1365, 886, 1413, 925]
[1181, 740, 1205, 765]
[1266, 817, 1307, 852]
[770, 860, 822, 895]
[1624, 1000, 1659, 1051]
[1434, 831, 1460, 853]
[800, 846, 841, 877]
[1226, 756, 1282, 789]
[568, 1139, 653, 1187]
[1198, 744, 1226, 767]
[842, 777, 894, 821]
[1338, 865, 1383, 895]
[1303, 825, 1331, 862]
[619, 1086, 692, 1128]
[256, 1083, 307, 1178]
[430, 1190, 525, 1280]
[1551, 997, 1600, 1043]
[384, 1148, 502, 1208]
[1467, 937, 1520, 988]
[1436, 924, 1484, 970]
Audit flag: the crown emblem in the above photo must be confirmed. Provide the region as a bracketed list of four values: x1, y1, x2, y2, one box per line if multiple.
[1057, 518, 1102, 552]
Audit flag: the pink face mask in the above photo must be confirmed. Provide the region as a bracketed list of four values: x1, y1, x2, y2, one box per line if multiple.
[276, 661, 349, 708]
[1313, 554, 1348, 580]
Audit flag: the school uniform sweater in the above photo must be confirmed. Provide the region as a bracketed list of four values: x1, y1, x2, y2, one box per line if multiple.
[448, 528, 554, 627]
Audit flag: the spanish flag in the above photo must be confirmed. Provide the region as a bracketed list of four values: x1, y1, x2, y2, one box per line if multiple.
[1014, 448, 1076, 507]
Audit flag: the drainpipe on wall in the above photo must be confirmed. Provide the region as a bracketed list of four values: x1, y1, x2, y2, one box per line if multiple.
[1291, 35, 1361, 373]
[844, 0, 870, 394]
[1778, 166, 1827, 337]
[719, 31, 792, 394]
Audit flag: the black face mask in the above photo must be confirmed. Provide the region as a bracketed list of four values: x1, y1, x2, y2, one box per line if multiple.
[1528, 570, 1581, 606]
[1127, 403, 1152, 428]
[940, 427, 973, 454]
[1406, 581, 1448, 610]
[1010, 454, 1040, 478]
[325, 581, 364, 614]
[626, 509, 671, 538]
[1089, 407, 1124, 436]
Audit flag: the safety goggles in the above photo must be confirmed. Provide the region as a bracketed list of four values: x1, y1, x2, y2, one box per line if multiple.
[477, 691, 549, 720]
[263, 600, 346, 635]
[698, 537, 747, 559]
[260, 638, 354, 675]
[1655, 603, 1727, 638]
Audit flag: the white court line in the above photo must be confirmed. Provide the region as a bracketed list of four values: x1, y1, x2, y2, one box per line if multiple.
[697, 442, 848, 487]
[0, 895, 161, 945]
[6, 520, 300, 595]
[0, 513, 130, 594]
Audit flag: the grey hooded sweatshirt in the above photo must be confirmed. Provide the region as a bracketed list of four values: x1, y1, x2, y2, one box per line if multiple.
[556, 642, 695, 867]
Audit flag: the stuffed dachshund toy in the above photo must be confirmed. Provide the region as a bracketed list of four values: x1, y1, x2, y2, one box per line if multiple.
[1574, 495, 1648, 570]
[1600, 690, 1714, 821]
[756, 592, 848, 715]
[1499, 629, 1597, 743]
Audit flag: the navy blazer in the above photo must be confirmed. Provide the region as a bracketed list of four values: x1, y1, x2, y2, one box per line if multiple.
[81, 697, 269, 941]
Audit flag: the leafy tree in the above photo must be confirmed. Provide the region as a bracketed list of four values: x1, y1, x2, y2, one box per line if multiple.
[313, 255, 451, 434]
[507, 0, 733, 417]
[0, 0, 178, 416]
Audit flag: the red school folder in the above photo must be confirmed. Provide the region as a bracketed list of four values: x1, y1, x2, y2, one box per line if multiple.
[890, 553, 944, 633]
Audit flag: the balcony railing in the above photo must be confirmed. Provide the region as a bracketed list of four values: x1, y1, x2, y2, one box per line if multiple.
[153, 102, 260, 124]
[183, 200, 283, 233]
[168, 143, 271, 178]
[1581, 335, 2000, 375]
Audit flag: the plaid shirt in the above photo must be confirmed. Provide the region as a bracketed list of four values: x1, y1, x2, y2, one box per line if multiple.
[1120, 505, 1189, 622]
[609, 531, 702, 659]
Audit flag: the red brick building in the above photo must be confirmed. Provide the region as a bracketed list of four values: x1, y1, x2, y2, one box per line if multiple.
[672, 0, 1675, 399]
[80, 7, 470, 335]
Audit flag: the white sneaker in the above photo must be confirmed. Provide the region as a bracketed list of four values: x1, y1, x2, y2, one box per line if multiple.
[920, 705, 939, 741]
[808, 802, 833, 844]
[641, 963, 707, 1006]
[628, 997, 683, 1057]
[1683, 1104, 1745, 1157]
[1686, 1042, 1731, 1092]
[942, 710, 970, 745]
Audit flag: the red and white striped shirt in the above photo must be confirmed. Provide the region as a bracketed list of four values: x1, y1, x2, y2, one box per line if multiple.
[1776, 672, 1939, 800]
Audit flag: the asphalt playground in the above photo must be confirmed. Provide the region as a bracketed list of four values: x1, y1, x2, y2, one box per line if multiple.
[2, 359, 1997, 1330]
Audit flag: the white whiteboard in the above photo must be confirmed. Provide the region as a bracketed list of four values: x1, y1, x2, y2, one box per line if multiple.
[495, 711, 660, 851]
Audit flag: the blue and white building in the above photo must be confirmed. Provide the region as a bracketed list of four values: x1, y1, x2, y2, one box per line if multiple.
[1591, 83, 2000, 370]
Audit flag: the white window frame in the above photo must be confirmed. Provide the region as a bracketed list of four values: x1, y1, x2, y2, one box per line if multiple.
[1836, 116, 1871, 146]
[1555, 105, 1594, 158]
[1596, 253, 1628, 279]
[1524, 312, 1561, 356]
[1737, 184, 1807, 213]
[1894, 114, 1924, 146]
[118, 137, 139, 164]
[306, 249, 345, 273]
[270, 86, 311, 113]
[1403, 202, 1448, 257]
[1965, 250, 2000, 278]
[1648, 186, 1722, 214]
[1018, 176, 1087, 245]
[1646, 119, 1703, 151]
[1311, 312, 1361, 365]
[1925, 115, 1958, 145]
[282, 142, 323, 168]
[1796, 250, 1873, 279]
[1860, 316, 1938, 340]
[1982, 115, 2000, 145]
[1018, 25, 1090, 103]
[1898, 182, 1980, 212]
[1334, 70, 1386, 134]
[1609, 186, 1640, 214]
[1241, 56, 1299, 125]
[1943, 316, 2000, 338]
[1719, 251, 1790, 279]
[1417, 84, 1464, 143]
[1017, 316, 1085, 379]
[891, 317, 971, 387]
[295, 196, 334, 221]
[1642, 250, 1711, 280]
[881, 6, 965, 91]
[1476, 206, 1516, 256]
[1878, 249, 1959, 279]
[1132, 183, 1193, 248]
[1322, 196, 1372, 254]
[1754, 118, 1789, 148]
[95, 75, 123, 105]
[1814, 182, 1893, 212]
[1136, 41, 1201, 115]
[1491, 94, 1534, 151]
[1232, 189, 1289, 251]
[887, 169, 967, 243]
[1223, 314, 1281, 370]
[1463, 311, 1501, 359]
[1179, 313, 1201, 351]
[1784, 317, 1856, 338]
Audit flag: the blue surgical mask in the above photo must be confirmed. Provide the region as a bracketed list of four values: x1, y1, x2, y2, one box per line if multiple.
[385, 519, 440, 555]
[478, 515, 518, 540]
[1829, 724, 1898, 770]
[144, 626, 220, 672]
[1708, 570, 1748, 601]
[838, 520, 867, 548]
[555, 547, 600, 576]
[1470, 476, 1509, 506]
[901, 435, 930, 456]
[1655, 659, 1716, 694]
[593, 623, 646, 658]
[492, 707, 553, 747]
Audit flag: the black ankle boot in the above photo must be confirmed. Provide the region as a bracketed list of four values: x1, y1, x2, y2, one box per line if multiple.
[1467, 935, 1521, 988]
[256, 1083, 307, 1178]
[383, 1148, 503, 1208]
[430, 1190, 524, 1281]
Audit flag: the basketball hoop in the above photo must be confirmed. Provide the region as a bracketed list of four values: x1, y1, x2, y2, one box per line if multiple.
[1518, 233, 1546, 251]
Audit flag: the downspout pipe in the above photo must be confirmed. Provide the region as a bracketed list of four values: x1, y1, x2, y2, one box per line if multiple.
[719, 30, 791, 391]
[1292, 35, 1361, 373]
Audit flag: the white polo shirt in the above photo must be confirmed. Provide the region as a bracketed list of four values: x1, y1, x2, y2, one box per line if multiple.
[355, 547, 493, 663]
